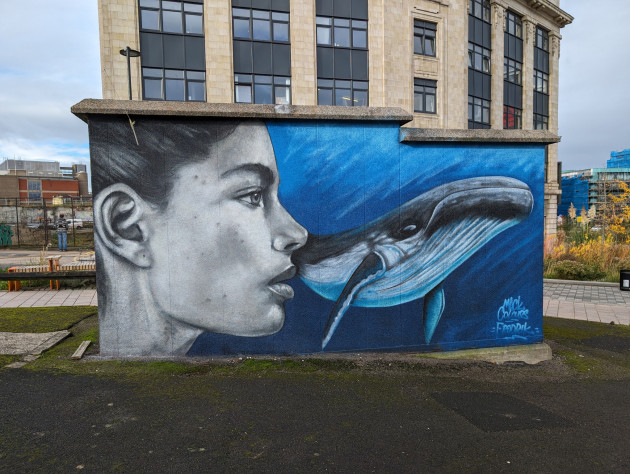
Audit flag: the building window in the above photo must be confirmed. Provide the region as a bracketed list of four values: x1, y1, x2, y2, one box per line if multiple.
[503, 106, 522, 129]
[503, 10, 523, 129]
[142, 68, 205, 101]
[233, 8, 289, 42]
[468, 43, 491, 73]
[504, 58, 521, 85]
[139, 0, 204, 35]
[468, 0, 491, 129]
[414, 79, 436, 113]
[533, 70, 549, 93]
[469, 0, 490, 22]
[414, 20, 436, 57]
[533, 26, 549, 129]
[534, 113, 548, 130]
[316, 17, 367, 48]
[316, 0, 369, 106]
[317, 79, 368, 106]
[235, 74, 291, 104]
[536, 26, 549, 51]
[27, 180, 42, 191]
[138, 0, 206, 102]
[505, 10, 522, 37]
[232, 1, 291, 104]
[468, 95, 490, 129]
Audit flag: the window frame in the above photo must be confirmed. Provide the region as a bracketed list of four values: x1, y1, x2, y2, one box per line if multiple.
[505, 10, 522, 38]
[139, 0, 204, 36]
[468, 95, 491, 128]
[413, 20, 437, 57]
[503, 105, 522, 129]
[468, 43, 491, 73]
[504, 58, 522, 85]
[232, 7, 290, 44]
[142, 67, 206, 102]
[469, 0, 490, 23]
[536, 26, 549, 52]
[414, 78, 437, 114]
[316, 16, 368, 49]
[317, 79, 368, 107]
[234, 74, 291, 105]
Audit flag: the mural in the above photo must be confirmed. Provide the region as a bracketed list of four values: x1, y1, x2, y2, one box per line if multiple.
[89, 117, 544, 357]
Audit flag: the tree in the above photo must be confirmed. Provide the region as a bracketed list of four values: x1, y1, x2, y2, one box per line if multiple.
[602, 180, 630, 242]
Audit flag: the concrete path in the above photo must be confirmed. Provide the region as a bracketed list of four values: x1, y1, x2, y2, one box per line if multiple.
[0, 288, 97, 308]
[543, 279, 630, 326]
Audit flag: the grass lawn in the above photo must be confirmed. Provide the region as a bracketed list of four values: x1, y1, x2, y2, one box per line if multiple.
[2, 306, 630, 379]
[0, 306, 96, 333]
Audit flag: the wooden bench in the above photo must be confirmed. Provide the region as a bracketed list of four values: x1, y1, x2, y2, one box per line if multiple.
[3, 256, 96, 291]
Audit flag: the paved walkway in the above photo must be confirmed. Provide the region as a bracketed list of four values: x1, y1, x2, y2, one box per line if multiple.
[0, 288, 97, 308]
[543, 279, 630, 325]
[1, 279, 628, 325]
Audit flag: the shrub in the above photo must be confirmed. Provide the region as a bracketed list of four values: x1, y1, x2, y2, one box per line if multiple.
[547, 260, 605, 281]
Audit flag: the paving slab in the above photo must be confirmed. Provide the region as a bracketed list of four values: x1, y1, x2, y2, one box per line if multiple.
[0, 330, 70, 355]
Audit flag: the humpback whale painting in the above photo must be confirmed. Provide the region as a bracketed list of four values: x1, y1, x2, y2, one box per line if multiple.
[189, 121, 545, 356]
[294, 176, 534, 348]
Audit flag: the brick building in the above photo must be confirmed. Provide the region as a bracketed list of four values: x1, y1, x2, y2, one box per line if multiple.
[0, 160, 90, 204]
[97, 0, 572, 234]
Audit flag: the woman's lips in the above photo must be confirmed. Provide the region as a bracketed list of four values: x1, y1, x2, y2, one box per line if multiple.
[269, 266, 297, 300]
[269, 282, 295, 300]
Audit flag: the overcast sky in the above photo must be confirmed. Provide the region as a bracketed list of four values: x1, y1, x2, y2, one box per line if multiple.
[0, 1, 628, 174]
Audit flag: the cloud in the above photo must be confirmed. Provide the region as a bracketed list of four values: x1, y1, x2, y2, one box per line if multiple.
[0, 1, 101, 161]
[559, 2, 630, 170]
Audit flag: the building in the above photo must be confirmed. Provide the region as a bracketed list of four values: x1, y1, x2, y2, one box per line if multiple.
[97, 0, 572, 234]
[559, 149, 630, 219]
[608, 149, 630, 169]
[0, 159, 90, 204]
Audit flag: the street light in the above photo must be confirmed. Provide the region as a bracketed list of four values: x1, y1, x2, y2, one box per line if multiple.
[119, 47, 141, 100]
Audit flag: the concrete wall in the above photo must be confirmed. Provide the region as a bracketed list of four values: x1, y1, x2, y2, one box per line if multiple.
[88, 115, 544, 357]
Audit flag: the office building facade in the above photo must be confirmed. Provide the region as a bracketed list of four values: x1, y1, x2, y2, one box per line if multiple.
[97, 0, 572, 234]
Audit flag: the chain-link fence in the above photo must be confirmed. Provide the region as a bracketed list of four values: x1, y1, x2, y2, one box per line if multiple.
[0, 197, 94, 249]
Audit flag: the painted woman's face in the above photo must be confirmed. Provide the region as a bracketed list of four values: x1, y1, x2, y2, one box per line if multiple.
[145, 122, 308, 337]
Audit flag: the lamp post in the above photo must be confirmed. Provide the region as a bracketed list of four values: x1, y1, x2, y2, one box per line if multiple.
[119, 47, 141, 100]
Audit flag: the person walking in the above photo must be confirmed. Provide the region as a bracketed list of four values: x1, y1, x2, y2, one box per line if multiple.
[57, 214, 68, 251]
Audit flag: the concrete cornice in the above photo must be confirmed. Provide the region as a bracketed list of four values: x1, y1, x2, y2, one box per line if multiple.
[400, 128, 561, 144]
[525, 0, 573, 27]
[71, 99, 413, 124]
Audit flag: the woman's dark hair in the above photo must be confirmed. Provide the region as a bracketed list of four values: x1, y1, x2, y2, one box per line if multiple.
[89, 116, 240, 209]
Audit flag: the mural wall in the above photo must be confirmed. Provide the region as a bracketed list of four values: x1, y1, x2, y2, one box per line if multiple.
[88, 116, 544, 357]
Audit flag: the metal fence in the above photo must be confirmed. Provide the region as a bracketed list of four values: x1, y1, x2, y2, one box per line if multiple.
[0, 197, 94, 249]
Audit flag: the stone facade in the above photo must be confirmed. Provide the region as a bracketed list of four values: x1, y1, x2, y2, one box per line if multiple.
[97, 0, 572, 234]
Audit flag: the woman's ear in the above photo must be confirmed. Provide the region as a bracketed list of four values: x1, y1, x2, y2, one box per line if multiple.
[93, 183, 155, 268]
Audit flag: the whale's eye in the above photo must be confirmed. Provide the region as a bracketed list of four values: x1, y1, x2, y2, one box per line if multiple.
[394, 221, 418, 239]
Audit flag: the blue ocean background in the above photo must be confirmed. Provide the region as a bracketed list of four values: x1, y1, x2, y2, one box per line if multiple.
[189, 121, 544, 356]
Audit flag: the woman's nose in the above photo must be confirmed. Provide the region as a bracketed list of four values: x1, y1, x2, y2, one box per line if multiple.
[272, 207, 308, 253]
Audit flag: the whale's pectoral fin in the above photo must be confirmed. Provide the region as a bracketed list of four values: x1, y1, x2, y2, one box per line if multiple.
[322, 252, 385, 350]
[423, 282, 445, 343]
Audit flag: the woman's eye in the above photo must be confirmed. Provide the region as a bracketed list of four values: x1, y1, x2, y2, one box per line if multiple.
[239, 190, 263, 207]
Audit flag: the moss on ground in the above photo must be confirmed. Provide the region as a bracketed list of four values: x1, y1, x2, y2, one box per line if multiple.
[544, 317, 630, 375]
[4, 307, 630, 380]
[0, 355, 22, 366]
[543, 316, 630, 342]
[0, 306, 96, 333]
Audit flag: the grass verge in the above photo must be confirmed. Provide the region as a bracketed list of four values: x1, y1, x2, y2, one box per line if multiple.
[0, 306, 96, 333]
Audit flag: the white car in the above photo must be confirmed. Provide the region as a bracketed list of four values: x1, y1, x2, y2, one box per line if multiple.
[65, 219, 84, 229]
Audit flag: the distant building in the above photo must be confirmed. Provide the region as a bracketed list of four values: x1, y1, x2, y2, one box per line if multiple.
[559, 149, 630, 218]
[0, 159, 90, 204]
[607, 149, 630, 168]
[97, 0, 572, 235]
